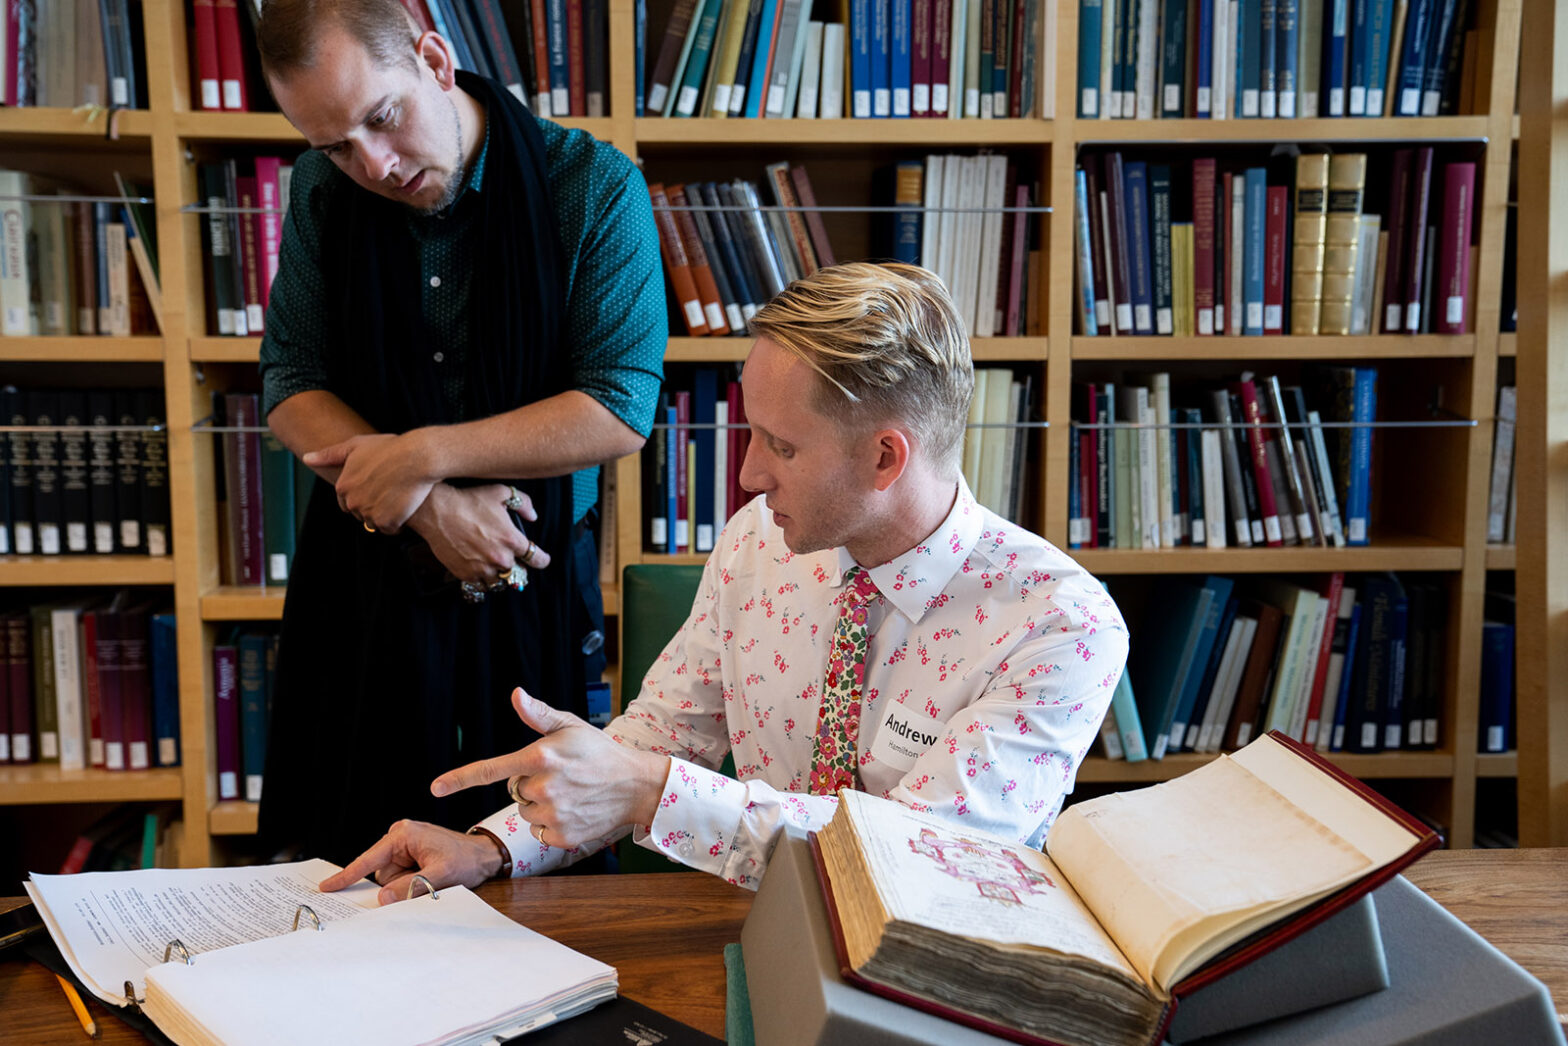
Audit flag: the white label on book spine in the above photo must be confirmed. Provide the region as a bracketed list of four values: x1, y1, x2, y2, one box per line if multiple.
[220, 770, 237, 799]
[1408, 722, 1422, 747]
[1151, 734, 1169, 760]
[45, 303, 63, 330]
[65, 523, 85, 552]
[1424, 720, 1437, 745]
[766, 85, 786, 116]
[1197, 87, 1210, 114]
[1349, 86, 1365, 114]
[1261, 92, 1276, 118]
[159, 738, 177, 765]
[647, 84, 669, 112]
[1360, 722, 1378, 748]
[41, 732, 58, 759]
[38, 524, 60, 555]
[650, 518, 666, 546]
[1263, 516, 1282, 543]
[1082, 87, 1097, 115]
[1116, 303, 1134, 331]
[798, 85, 819, 117]
[95, 522, 114, 553]
[912, 84, 929, 113]
[552, 88, 570, 114]
[1401, 88, 1420, 115]
[14, 523, 31, 554]
[1366, 88, 1383, 115]
[712, 84, 732, 113]
[1422, 91, 1441, 117]
[1264, 304, 1282, 329]
[869, 703, 949, 771]
[980, 94, 993, 119]
[703, 303, 726, 331]
[1198, 308, 1214, 335]
[874, 89, 891, 116]
[1095, 301, 1110, 326]
[730, 86, 748, 114]
[1192, 519, 1205, 545]
[1164, 84, 1179, 112]
[121, 521, 141, 548]
[90, 738, 103, 765]
[1303, 95, 1318, 117]
[201, 82, 220, 109]
[112, 78, 128, 106]
[13, 736, 27, 760]
[1405, 303, 1421, 331]
[682, 300, 705, 330]
[1156, 308, 1173, 335]
[696, 524, 714, 552]
[678, 85, 700, 116]
[1306, 721, 1319, 747]
[3, 306, 24, 333]
[1486, 726, 1505, 751]
[1446, 296, 1464, 325]
[1383, 724, 1400, 750]
[1296, 512, 1313, 540]
[247, 774, 263, 802]
[965, 88, 980, 117]
[1279, 92, 1295, 118]
[933, 84, 948, 113]
[1247, 302, 1263, 329]
[130, 741, 149, 770]
[1242, 89, 1258, 117]
[675, 519, 688, 548]
[1348, 517, 1367, 542]
[1330, 87, 1344, 115]
[223, 80, 242, 110]
[725, 304, 745, 332]
[893, 88, 910, 116]
[107, 741, 124, 770]
[853, 90, 871, 118]
[1386, 303, 1402, 330]
[1134, 304, 1152, 330]
[0, 736, 7, 761]
[1235, 520, 1251, 544]
[270, 553, 289, 582]
[1235, 723, 1251, 747]
[247, 304, 264, 330]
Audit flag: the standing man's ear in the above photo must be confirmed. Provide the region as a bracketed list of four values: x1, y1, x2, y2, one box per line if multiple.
[416, 31, 457, 89]
[870, 428, 912, 492]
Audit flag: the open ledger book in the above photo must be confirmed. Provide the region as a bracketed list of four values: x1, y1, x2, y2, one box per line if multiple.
[25, 859, 617, 1046]
[813, 731, 1439, 1046]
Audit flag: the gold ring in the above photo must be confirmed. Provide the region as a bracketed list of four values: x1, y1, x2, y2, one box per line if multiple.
[363, 520, 376, 533]
[519, 536, 535, 565]
[534, 823, 547, 845]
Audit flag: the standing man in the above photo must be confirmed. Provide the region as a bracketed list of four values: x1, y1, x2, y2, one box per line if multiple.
[321, 262, 1128, 902]
[253, 0, 665, 863]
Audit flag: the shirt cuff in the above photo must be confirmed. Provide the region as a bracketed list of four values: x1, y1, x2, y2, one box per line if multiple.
[641, 757, 752, 878]
[472, 806, 562, 879]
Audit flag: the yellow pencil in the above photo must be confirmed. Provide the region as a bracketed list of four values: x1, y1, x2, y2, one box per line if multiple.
[54, 973, 99, 1039]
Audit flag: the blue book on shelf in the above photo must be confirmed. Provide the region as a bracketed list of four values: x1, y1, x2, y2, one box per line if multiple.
[1259, 0, 1277, 116]
[1348, 0, 1370, 113]
[1185, 406, 1205, 544]
[870, 0, 892, 116]
[1419, 0, 1460, 114]
[1344, 366, 1377, 544]
[635, 0, 647, 114]
[1244, 168, 1267, 335]
[891, 0, 912, 115]
[1478, 621, 1515, 752]
[1110, 0, 1129, 115]
[1167, 575, 1234, 752]
[744, 0, 782, 117]
[1275, 0, 1299, 114]
[1073, 168, 1099, 334]
[1129, 582, 1215, 759]
[1329, 599, 1362, 750]
[238, 630, 269, 803]
[1394, 0, 1436, 115]
[692, 370, 718, 553]
[150, 611, 179, 767]
[674, 0, 726, 116]
[850, 0, 872, 116]
[1184, 596, 1238, 750]
[1160, 0, 1188, 114]
[1195, 0, 1214, 115]
[1150, 164, 1173, 335]
[1382, 574, 1410, 750]
[1110, 670, 1148, 761]
[1362, 0, 1395, 115]
[1345, 573, 1399, 753]
[1326, 0, 1350, 114]
[545, 0, 570, 114]
[1078, 0, 1104, 116]
[1238, 0, 1262, 116]
[1068, 429, 1082, 547]
[1123, 161, 1156, 335]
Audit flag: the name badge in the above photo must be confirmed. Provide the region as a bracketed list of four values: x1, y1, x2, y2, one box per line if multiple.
[866, 703, 949, 773]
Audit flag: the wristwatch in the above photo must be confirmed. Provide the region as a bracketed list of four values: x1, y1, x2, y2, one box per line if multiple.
[467, 826, 513, 879]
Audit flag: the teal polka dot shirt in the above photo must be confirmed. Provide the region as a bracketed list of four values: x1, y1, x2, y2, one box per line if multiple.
[259, 114, 667, 522]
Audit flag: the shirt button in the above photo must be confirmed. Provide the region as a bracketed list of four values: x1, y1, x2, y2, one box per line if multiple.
[433, 352, 445, 363]
[429, 276, 442, 288]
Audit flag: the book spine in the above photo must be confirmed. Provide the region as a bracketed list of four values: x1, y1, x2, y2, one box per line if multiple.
[214, 643, 240, 799]
[1234, 379, 1284, 546]
[239, 631, 267, 801]
[1263, 185, 1287, 334]
[1395, 0, 1433, 114]
[668, 185, 730, 334]
[1344, 367, 1376, 545]
[191, 0, 222, 109]
[151, 612, 179, 766]
[648, 184, 709, 336]
[213, 0, 249, 110]
[1291, 153, 1329, 335]
[120, 606, 151, 770]
[1243, 168, 1266, 335]
[1123, 161, 1155, 335]
[1322, 152, 1367, 335]
[1079, 0, 1103, 115]
[29, 391, 62, 556]
[675, 0, 724, 116]
[1380, 148, 1413, 331]
[1433, 161, 1475, 333]
[1192, 159, 1217, 334]
[1160, 0, 1187, 115]
[1150, 165, 1173, 335]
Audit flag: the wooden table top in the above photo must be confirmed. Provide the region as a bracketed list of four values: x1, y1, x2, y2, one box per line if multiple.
[1, 849, 1562, 1044]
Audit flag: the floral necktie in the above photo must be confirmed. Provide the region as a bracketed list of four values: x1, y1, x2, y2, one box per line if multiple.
[809, 566, 881, 795]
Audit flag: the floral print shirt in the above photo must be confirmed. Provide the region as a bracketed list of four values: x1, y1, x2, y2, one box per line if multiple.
[474, 478, 1128, 888]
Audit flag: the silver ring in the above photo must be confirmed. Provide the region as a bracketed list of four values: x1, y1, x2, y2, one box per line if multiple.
[460, 581, 486, 603]
[504, 486, 526, 511]
[534, 823, 547, 845]
[501, 563, 528, 592]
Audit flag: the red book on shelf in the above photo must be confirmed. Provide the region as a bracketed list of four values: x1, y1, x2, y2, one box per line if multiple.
[668, 184, 731, 336]
[213, 642, 240, 801]
[1434, 162, 1476, 334]
[930, 0, 952, 115]
[119, 603, 153, 771]
[1005, 183, 1029, 337]
[911, 0, 931, 115]
[1221, 171, 1235, 333]
[191, 0, 222, 110]
[1380, 148, 1413, 333]
[648, 183, 709, 336]
[235, 175, 265, 336]
[790, 165, 837, 269]
[1192, 158, 1217, 335]
[674, 390, 692, 553]
[253, 157, 284, 312]
[1264, 185, 1287, 335]
[1007, 0, 1026, 116]
[1104, 153, 1135, 335]
[213, 0, 250, 110]
[1078, 382, 1099, 548]
[529, 0, 554, 113]
[6, 614, 32, 763]
[1402, 147, 1435, 332]
[1231, 378, 1285, 547]
[726, 380, 752, 522]
[1301, 572, 1346, 747]
[96, 604, 125, 771]
[81, 609, 104, 768]
[566, 0, 586, 115]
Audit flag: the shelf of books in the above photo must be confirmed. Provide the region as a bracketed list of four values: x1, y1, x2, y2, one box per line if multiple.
[0, 0, 1537, 867]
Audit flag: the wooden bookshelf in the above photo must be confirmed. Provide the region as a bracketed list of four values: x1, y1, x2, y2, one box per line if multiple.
[0, 0, 1548, 868]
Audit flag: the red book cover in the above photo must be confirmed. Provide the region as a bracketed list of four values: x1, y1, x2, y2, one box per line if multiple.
[1302, 573, 1345, 746]
[1213, 174, 1225, 334]
[1005, 183, 1029, 337]
[1402, 146, 1435, 332]
[1232, 379, 1284, 547]
[1192, 158, 1217, 335]
[566, 0, 586, 115]
[253, 157, 283, 312]
[120, 604, 152, 771]
[1221, 171, 1234, 334]
[235, 175, 264, 336]
[97, 606, 125, 771]
[1084, 163, 1111, 335]
[1078, 382, 1099, 548]
[191, 0, 222, 110]
[645, 0, 698, 114]
[529, 0, 553, 113]
[213, 0, 249, 110]
[0, 615, 8, 762]
[674, 390, 692, 553]
[213, 643, 240, 800]
[1380, 148, 1413, 333]
[930, 0, 952, 115]
[82, 609, 103, 767]
[1264, 185, 1287, 335]
[726, 380, 752, 521]
[789, 166, 837, 269]
[992, 162, 1018, 333]
[668, 184, 730, 336]
[223, 393, 265, 585]
[648, 183, 709, 336]
[1007, 0, 1026, 116]
[911, 0, 931, 115]
[1104, 153, 1135, 335]
[6, 614, 32, 762]
[1434, 162, 1476, 334]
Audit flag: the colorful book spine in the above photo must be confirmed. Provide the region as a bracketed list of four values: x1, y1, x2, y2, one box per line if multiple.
[1433, 162, 1476, 334]
[1291, 153, 1329, 335]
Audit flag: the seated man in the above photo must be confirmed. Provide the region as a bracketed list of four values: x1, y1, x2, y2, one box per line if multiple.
[322, 262, 1128, 904]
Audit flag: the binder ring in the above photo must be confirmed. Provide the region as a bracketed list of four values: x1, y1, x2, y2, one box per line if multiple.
[407, 875, 439, 901]
[164, 939, 193, 965]
[292, 905, 322, 932]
